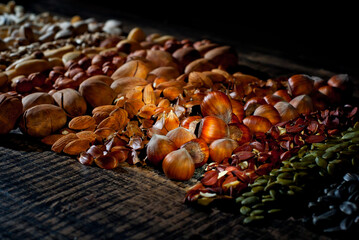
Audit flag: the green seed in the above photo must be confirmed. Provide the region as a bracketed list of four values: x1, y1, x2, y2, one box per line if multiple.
[241, 196, 260, 206]
[277, 172, 293, 180]
[268, 209, 282, 214]
[348, 144, 359, 151]
[252, 203, 265, 209]
[276, 178, 293, 186]
[301, 154, 316, 163]
[251, 186, 265, 193]
[342, 131, 359, 140]
[250, 209, 265, 216]
[287, 190, 295, 195]
[262, 198, 275, 203]
[315, 157, 328, 169]
[242, 191, 255, 197]
[249, 178, 268, 187]
[235, 196, 245, 203]
[322, 151, 335, 160]
[243, 215, 264, 224]
[269, 189, 277, 199]
[264, 182, 280, 191]
[240, 206, 251, 215]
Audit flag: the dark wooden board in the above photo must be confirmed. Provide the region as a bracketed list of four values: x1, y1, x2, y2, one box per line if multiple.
[0, 131, 339, 240]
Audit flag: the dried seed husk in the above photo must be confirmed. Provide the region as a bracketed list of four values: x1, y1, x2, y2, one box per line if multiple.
[63, 138, 91, 155]
[143, 84, 156, 105]
[94, 127, 116, 141]
[95, 154, 119, 169]
[124, 99, 145, 119]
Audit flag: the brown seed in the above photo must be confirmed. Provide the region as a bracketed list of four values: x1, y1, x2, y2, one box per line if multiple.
[41, 134, 65, 146]
[76, 131, 100, 144]
[63, 138, 91, 155]
[51, 133, 79, 153]
[68, 115, 96, 130]
[97, 116, 121, 131]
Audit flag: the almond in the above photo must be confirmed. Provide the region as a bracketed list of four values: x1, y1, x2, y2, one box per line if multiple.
[76, 131, 100, 144]
[51, 133, 79, 153]
[41, 134, 64, 146]
[63, 138, 91, 155]
[68, 115, 96, 130]
[97, 116, 121, 131]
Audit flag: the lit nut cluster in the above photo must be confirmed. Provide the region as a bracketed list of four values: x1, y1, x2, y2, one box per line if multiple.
[0, 3, 356, 185]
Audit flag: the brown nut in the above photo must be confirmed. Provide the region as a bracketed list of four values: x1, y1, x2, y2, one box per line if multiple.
[52, 88, 87, 117]
[0, 93, 23, 135]
[204, 45, 238, 69]
[22, 92, 55, 111]
[19, 104, 67, 138]
[79, 78, 116, 108]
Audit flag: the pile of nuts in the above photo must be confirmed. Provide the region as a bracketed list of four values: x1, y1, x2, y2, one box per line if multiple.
[1, 1, 358, 231]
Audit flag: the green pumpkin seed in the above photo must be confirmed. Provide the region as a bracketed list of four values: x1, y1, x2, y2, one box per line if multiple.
[268, 208, 282, 214]
[342, 131, 359, 140]
[264, 182, 280, 191]
[251, 186, 265, 193]
[250, 209, 265, 216]
[322, 151, 335, 159]
[297, 146, 308, 158]
[240, 206, 251, 215]
[243, 215, 264, 224]
[241, 196, 260, 206]
[291, 162, 310, 170]
[235, 196, 245, 203]
[287, 190, 295, 195]
[276, 178, 293, 186]
[300, 154, 316, 163]
[242, 191, 256, 197]
[262, 197, 276, 203]
[249, 178, 268, 187]
[348, 144, 359, 151]
[277, 172, 293, 180]
[269, 189, 277, 199]
[315, 157, 328, 169]
[252, 203, 265, 209]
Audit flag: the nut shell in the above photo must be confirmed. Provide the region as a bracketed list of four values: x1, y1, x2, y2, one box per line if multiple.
[0, 93, 23, 134]
[19, 104, 67, 138]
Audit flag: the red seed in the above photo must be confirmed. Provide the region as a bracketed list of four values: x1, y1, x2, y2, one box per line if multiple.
[305, 134, 326, 143]
[201, 170, 219, 186]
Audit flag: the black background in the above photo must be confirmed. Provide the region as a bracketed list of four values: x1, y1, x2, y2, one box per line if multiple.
[13, 0, 358, 77]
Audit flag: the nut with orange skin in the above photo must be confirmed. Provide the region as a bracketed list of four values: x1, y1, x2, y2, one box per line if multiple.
[162, 148, 195, 181]
[201, 90, 232, 124]
[198, 116, 229, 144]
